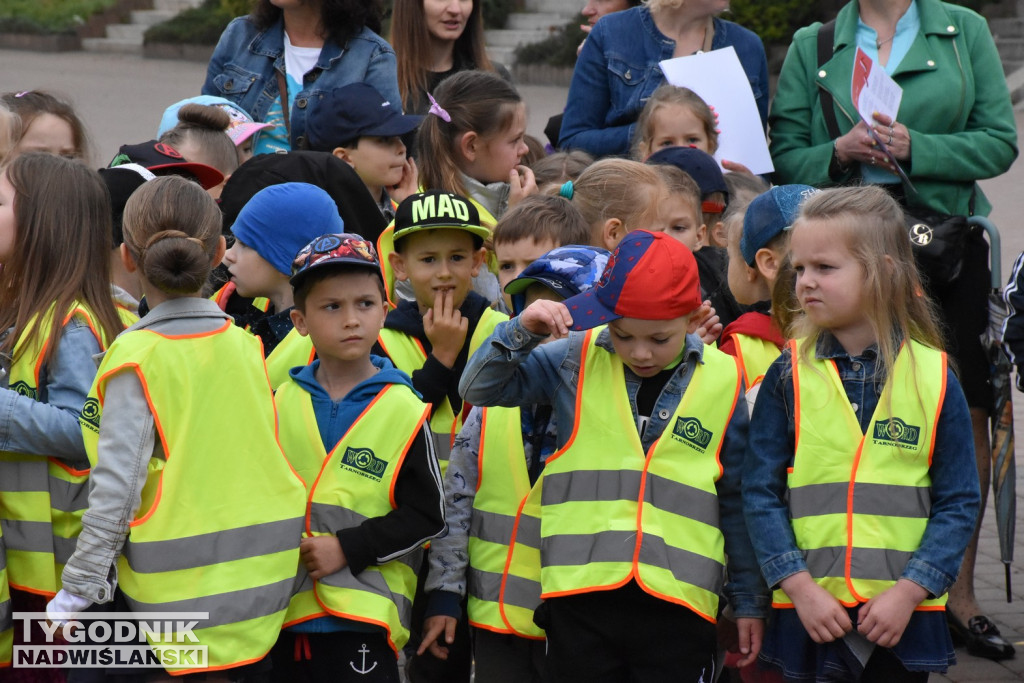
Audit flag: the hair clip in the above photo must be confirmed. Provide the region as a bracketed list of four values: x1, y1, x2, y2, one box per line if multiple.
[559, 180, 574, 199]
[427, 93, 451, 123]
[14, 91, 29, 98]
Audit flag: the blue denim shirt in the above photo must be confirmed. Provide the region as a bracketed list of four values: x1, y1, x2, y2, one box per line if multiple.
[558, 8, 769, 157]
[742, 337, 980, 599]
[460, 317, 769, 618]
[202, 16, 401, 150]
[0, 317, 102, 468]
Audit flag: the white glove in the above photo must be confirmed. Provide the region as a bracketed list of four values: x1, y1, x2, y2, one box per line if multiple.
[45, 589, 92, 626]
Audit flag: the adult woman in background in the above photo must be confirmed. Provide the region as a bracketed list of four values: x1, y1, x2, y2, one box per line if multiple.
[769, 0, 1017, 663]
[558, 0, 767, 158]
[203, 0, 400, 154]
[390, 0, 510, 114]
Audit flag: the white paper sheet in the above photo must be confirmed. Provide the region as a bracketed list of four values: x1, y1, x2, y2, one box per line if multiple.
[658, 47, 773, 175]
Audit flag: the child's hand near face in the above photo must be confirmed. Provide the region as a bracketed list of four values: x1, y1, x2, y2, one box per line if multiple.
[689, 300, 722, 345]
[424, 288, 469, 368]
[391, 157, 418, 206]
[520, 299, 574, 339]
[781, 571, 853, 643]
[300, 535, 348, 580]
[856, 579, 928, 648]
[508, 165, 538, 209]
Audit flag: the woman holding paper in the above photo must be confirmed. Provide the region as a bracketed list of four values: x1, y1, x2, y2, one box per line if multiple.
[557, 0, 768, 158]
[769, 0, 1017, 665]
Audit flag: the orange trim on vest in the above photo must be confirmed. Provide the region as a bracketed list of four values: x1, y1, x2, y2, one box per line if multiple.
[498, 494, 546, 641]
[540, 329, 593, 468]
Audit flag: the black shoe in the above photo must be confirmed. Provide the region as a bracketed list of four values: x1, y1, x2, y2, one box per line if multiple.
[948, 612, 1016, 660]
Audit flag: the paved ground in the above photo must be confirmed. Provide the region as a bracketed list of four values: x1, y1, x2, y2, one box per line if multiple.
[1, 47, 1023, 680]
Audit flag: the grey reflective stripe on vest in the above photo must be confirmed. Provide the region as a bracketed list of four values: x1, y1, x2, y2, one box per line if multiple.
[805, 546, 916, 581]
[643, 473, 719, 528]
[317, 559, 418, 628]
[122, 517, 303, 573]
[636, 531, 724, 594]
[431, 430, 452, 462]
[542, 470, 642, 506]
[309, 503, 367, 534]
[0, 459, 87, 512]
[515, 515, 541, 547]
[470, 509, 516, 545]
[468, 566, 501, 603]
[0, 459, 47, 493]
[542, 529, 636, 566]
[122, 576, 294, 629]
[470, 566, 541, 612]
[0, 599, 10, 630]
[789, 483, 931, 520]
[1, 519, 77, 560]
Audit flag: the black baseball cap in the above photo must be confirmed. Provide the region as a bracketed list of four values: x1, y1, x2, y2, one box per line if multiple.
[392, 190, 490, 244]
[108, 140, 224, 190]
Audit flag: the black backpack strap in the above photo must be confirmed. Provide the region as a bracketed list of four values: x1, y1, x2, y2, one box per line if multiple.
[817, 19, 842, 141]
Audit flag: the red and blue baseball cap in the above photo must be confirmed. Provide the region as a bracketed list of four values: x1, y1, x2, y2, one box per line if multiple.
[561, 230, 702, 331]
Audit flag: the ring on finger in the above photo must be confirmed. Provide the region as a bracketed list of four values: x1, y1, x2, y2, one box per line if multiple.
[887, 133, 893, 145]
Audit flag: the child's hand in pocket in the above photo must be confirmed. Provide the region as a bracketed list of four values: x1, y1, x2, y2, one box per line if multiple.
[781, 571, 852, 643]
[857, 579, 927, 648]
[300, 536, 347, 580]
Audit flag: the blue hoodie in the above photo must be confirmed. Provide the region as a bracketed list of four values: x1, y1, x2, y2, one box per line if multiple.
[286, 354, 423, 635]
[290, 355, 419, 453]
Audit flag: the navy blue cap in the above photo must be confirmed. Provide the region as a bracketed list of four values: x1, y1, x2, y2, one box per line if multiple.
[306, 83, 424, 152]
[504, 246, 610, 315]
[647, 146, 728, 209]
[740, 184, 817, 266]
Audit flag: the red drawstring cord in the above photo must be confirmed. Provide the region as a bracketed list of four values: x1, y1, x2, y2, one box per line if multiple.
[293, 633, 313, 661]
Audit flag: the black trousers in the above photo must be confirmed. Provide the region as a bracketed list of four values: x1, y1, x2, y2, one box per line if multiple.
[269, 631, 399, 683]
[540, 581, 718, 683]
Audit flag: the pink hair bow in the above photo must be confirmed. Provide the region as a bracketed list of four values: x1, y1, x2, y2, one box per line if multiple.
[427, 93, 450, 123]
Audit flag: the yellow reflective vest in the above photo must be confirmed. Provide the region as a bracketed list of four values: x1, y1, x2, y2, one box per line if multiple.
[465, 406, 540, 637]
[276, 379, 430, 652]
[773, 338, 947, 610]
[377, 307, 506, 470]
[84, 321, 307, 674]
[265, 327, 316, 390]
[0, 526, 11, 667]
[732, 333, 782, 391]
[0, 303, 111, 597]
[505, 329, 742, 622]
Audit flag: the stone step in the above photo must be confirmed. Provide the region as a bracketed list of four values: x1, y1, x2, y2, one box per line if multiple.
[486, 45, 518, 67]
[106, 23, 148, 43]
[130, 9, 177, 26]
[523, 0, 580, 17]
[998, 38, 1024, 63]
[505, 12, 572, 31]
[991, 17, 1024, 39]
[485, 28, 552, 48]
[82, 36, 143, 53]
[152, 0, 203, 12]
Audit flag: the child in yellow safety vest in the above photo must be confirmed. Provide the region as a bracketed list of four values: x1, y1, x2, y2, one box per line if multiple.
[0, 154, 124, 661]
[461, 230, 768, 681]
[48, 176, 308, 677]
[271, 233, 445, 683]
[720, 184, 816, 413]
[420, 244, 609, 683]
[742, 186, 981, 681]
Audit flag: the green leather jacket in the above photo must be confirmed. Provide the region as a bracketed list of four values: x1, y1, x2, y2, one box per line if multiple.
[769, 0, 1018, 215]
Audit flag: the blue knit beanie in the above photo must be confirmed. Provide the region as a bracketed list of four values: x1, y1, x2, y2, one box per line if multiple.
[231, 182, 344, 275]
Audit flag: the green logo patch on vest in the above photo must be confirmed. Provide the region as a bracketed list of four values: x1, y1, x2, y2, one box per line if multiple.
[9, 380, 37, 400]
[340, 447, 388, 481]
[872, 418, 920, 449]
[79, 397, 101, 434]
[671, 416, 713, 451]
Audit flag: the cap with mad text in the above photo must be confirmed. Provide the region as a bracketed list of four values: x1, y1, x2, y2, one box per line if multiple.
[393, 190, 491, 244]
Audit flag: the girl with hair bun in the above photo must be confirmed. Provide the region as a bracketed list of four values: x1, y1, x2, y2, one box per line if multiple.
[48, 175, 307, 677]
[159, 103, 239, 197]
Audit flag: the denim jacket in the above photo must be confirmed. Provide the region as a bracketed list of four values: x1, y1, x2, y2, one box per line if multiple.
[460, 317, 770, 618]
[0, 317, 102, 467]
[742, 337, 980, 599]
[202, 16, 401, 150]
[559, 8, 769, 157]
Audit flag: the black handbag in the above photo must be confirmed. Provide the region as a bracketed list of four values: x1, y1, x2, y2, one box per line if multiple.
[815, 19, 970, 291]
[902, 210, 970, 289]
